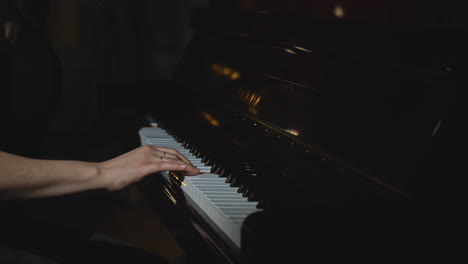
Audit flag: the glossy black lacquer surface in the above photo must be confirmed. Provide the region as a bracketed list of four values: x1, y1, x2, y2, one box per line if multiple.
[137, 1, 466, 263]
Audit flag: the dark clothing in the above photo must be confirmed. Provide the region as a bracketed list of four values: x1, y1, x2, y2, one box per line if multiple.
[1, 0, 61, 157]
[1, 23, 61, 157]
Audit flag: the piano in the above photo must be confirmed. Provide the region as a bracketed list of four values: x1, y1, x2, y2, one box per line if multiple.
[134, 0, 467, 263]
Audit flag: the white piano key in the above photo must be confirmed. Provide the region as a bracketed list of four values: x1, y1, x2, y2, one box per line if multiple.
[139, 127, 261, 249]
[191, 181, 231, 185]
[210, 197, 249, 202]
[205, 193, 244, 198]
[228, 216, 247, 222]
[203, 191, 241, 195]
[216, 203, 258, 208]
[191, 178, 229, 182]
[222, 208, 260, 214]
[195, 187, 238, 192]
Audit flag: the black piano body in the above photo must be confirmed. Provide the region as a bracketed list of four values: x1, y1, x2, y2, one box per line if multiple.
[136, 1, 467, 263]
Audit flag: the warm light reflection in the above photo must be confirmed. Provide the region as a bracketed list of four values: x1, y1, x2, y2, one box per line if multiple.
[162, 186, 177, 205]
[211, 63, 241, 81]
[240, 90, 262, 115]
[223, 67, 233, 75]
[211, 63, 222, 72]
[285, 129, 300, 136]
[201, 112, 221, 127]
[284, 48, 296, 54]
[334, 3, 345, 18]
[230, 71, 240, 80]
[294, 45, 312, 53]
[172, 174, 187, 186]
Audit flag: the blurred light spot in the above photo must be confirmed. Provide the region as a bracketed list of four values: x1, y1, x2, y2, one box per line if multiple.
[432, 120, 443, 136]
[201, 112, 220, 127]
[284, 48, 296, 54]
[211, 63, 241, 81]
[334, 3, 345, 18]
[294, 46, 312, 53]
[285, 129, 300, 136]
[211, 64, 222, 72]
[223, 67, 232, 75]
[230, 71, 240, 80]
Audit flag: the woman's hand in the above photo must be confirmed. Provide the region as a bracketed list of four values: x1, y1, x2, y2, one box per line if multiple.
[0, 144, 198, 199]
[97, 144, 200, 191]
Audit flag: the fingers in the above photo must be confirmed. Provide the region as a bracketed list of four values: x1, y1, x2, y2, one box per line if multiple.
[154, 152, 184, 164]
[148, 145, 193, 166]
[157, 156, 200, 175]
[158, 162, 200, 176]
[100, 145, 202, 192]
[142, 144, 200, 174]
[158, 151, 179, 162]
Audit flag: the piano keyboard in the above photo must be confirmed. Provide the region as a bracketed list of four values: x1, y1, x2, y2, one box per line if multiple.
[138, 127, 261, 250]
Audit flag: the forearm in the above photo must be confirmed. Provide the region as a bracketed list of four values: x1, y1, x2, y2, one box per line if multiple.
[0, 144, 200, 199]
[0, 151, 102, 198]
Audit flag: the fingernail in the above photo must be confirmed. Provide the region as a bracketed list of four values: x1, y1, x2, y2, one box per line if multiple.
[179, 164, 187, 168]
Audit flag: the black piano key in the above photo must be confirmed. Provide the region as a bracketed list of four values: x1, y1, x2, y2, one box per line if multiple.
[256, 200, 267, 209]
[229, 175, 257, 187]
[238, 184, 248, 193]
[221, 171, 231, 178]
[237, 183, 273, 197]
[225, 173, 235, 183]
[238, 180, 273, 193]
[243, 184, 274, 197]
[247, 187, 274, 201]
[213, 166, 228, 176]
[226, 172, 256, 184]
[228, 174, 268, 187]
[210, 164, 220, 173]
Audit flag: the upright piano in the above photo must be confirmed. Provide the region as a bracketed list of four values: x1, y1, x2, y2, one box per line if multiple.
[135, 1, 466, 263]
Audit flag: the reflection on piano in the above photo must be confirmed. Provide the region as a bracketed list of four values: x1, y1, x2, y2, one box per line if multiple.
[135, 1, 466, 263]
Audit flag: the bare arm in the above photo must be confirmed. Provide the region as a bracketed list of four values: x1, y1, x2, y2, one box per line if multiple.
[0, 144, 200, 199]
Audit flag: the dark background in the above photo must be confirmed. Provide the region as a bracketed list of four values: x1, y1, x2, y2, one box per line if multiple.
[1, 0, 466, 263]
[42, 0, 209, 159]
[2, 1, 210, 263]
